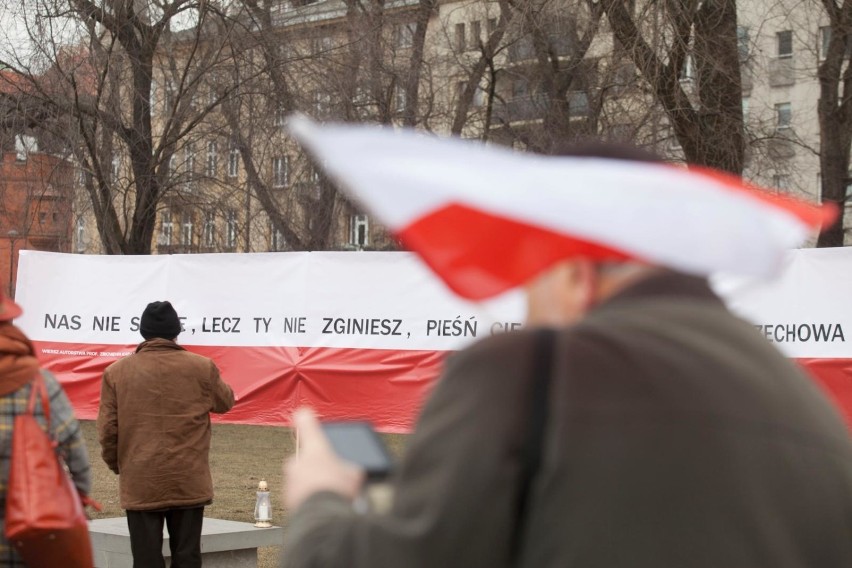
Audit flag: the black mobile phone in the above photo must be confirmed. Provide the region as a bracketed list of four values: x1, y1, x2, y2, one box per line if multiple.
[321, 421, 394, 481]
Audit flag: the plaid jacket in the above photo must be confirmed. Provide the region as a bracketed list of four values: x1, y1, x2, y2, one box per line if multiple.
[0, 371, 91, 567]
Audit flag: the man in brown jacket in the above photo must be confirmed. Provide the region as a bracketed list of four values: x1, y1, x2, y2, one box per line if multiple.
[98, 300, 234, 568]
[281, 147, 852, 566]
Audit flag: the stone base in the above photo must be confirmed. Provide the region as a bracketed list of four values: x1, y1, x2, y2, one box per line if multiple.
[89, 517, 283, 568]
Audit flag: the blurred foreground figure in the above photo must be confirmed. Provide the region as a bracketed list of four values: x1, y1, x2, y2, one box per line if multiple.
[98, 301, 235, 568]
[0, 291, 92, 567]
[283, 123, 852, 568]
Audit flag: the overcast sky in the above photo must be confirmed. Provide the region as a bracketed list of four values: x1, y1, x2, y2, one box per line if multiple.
[0, 3, 201, 69]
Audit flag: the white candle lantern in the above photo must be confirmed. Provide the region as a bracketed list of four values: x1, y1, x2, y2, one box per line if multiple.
[254, 479, 272, 528]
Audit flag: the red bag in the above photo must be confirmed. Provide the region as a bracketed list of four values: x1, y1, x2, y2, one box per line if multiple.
[4, 374, 96, 568]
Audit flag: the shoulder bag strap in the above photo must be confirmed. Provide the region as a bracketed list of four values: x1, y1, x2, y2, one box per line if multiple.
[509, 326, 556, 564]
[26, 372, 51, 427]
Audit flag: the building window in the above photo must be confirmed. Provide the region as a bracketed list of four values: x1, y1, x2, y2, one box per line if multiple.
[396, 23, 415, 48]
[395, 86, 408, 112]
[273, 156, 289, 188]
[455, 80, 466, 104]
[228, 145, 239, 178]
[473, 84, 487, 107]
[314, 92, 331, 116]
[469, 20, 481, 50]
[312, 35, 334, 54]
[455, 23, 466, 51]
[165, 81, 176, 114]
[820, 26, 852, 60]
[772, 174, 790, 191]
[737, 25, 750, 61]
[350, 214, 369, 248]
[226, 210, 237, 249]
[741, 97, 750, 122]
[111, 156, 120, 180]
[270, 222, 286, 252]
[75, 218, 85, 253]
[775, 102, 792, 131]
[569, 91, 589, 115]
[161, 209, 173, 246]
[206, 140, 218, 177]
[679, 54, 695, 82]
[38, 212, 47, 225]
[777, 30, 793, 59]
[487, 17, 497, 35]
[181, 212, 193, 246]
[820, 26, 831, 60]
[15, 135, 36, 161]
[203, 211, 216, 248]
[185, 143, 195, 176]
[274, 105, 286, 128]
[512, 78, 529, 99]
[354, 86, 369, 106]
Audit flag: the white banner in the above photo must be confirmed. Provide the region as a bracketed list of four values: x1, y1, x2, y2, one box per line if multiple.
[712, 247, 852, 358]
[15, 248, 852, 358]
[11, 248, 852, 431]
[15, 250, 526, 351]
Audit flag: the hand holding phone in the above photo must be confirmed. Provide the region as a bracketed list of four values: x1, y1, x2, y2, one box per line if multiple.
[320, 421, 394, 481]
[285, 409, 366, 510]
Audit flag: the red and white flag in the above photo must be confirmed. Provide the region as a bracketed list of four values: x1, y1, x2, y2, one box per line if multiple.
[288, 116, 834, 300]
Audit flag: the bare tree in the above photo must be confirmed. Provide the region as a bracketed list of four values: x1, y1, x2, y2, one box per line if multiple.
[0, 0, 237, 254]
[816, 0, 852, 247]
[602, 0, 745, 174]
[0, 83, 74, 292]
[213, 0, 437, 251]
[215, 1, 344, 251]
[444, 0, 673, 156]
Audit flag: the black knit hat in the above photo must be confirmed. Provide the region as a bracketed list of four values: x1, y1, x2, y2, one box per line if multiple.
[140, 301, 182, 340]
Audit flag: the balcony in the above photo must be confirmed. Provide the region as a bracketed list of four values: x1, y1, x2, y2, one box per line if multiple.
[767, 136, 796, 160]
[494, 92, 589, 124]
[768, 58, 795, 88]
[507, 34, 574, 63]
[294, 181, 321, 203]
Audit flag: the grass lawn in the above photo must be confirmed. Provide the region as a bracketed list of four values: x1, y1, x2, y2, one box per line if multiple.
[81, 420, 409, 568]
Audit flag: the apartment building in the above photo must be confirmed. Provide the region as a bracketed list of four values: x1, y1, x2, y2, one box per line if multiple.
[136, 0, 425, 256]
[738, 0, 832, 203]
[67, 0, 845, 254]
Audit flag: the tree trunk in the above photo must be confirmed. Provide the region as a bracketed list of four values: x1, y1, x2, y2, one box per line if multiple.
[603, 0, 744, 174]
[816, 0, 852, 247]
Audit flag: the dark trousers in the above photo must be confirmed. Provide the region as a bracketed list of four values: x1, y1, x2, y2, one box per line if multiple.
[126, 506, 204, 568]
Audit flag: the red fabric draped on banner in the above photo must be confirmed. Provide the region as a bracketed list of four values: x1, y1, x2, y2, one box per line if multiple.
[34, 341, 446, 433]
[33, 341, 852, 434]
[799, 358, 852, 429]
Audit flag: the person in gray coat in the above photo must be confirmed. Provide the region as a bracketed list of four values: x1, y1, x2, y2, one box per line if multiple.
[282, 150, 852, 568]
